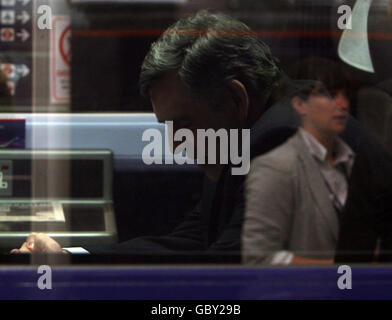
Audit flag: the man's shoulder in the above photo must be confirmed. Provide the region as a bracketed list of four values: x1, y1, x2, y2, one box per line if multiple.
[250, 134, 300, 173]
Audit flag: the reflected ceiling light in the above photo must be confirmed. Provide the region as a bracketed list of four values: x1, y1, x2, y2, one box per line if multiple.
[338, 0, 375, 73]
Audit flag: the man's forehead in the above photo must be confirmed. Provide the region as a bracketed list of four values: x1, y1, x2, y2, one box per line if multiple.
[150, 73, 193, 123]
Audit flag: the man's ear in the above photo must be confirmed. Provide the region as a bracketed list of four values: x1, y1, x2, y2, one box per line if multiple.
[291, 96, 307, 116]
[225, 79, 249, 121]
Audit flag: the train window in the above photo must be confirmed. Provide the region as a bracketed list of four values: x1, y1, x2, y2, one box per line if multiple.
[0, 0, 392, 280]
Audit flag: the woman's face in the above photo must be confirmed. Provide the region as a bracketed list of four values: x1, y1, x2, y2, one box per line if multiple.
[301, 90, 350, 137]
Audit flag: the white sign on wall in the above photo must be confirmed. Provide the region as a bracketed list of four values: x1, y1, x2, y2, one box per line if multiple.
[50, 15, 70, 104]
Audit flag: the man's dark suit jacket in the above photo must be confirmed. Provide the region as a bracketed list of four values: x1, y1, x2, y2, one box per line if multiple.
[86, 80, 392, 263]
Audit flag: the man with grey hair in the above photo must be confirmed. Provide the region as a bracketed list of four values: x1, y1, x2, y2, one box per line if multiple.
[12, 10, 294, 259]
[139, 10, 282, 181]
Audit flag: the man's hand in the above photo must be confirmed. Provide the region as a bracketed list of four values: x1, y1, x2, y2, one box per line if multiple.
[10, 233, 65, 254]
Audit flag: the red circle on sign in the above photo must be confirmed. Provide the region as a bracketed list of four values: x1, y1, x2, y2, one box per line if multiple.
[2, 65, 13, 76]
[2, 29, 13, 40]
[59, 26, 71, 66]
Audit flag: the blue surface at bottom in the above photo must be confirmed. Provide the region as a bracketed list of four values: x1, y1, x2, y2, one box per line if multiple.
[0, 266, 391, 300]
